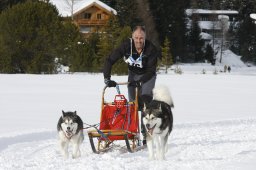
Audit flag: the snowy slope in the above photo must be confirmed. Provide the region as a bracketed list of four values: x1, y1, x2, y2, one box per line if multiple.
[0, 119, 256, 170]
[1, 67, 256, 169]
[215, 50, 246, 67]
[1, 50, 256, 169]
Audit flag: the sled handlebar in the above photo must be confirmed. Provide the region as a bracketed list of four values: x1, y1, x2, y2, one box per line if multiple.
[103, 82, 129, 89]
[116, 82, 129, 85]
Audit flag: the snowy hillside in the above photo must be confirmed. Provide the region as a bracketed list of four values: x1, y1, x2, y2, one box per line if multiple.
[215, 50, 246, 67]
[1, 70, 256, 169]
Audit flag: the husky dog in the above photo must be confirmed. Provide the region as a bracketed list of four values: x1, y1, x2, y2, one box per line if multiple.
[142, 85, 174, 160]
[57, 111, 84, 159]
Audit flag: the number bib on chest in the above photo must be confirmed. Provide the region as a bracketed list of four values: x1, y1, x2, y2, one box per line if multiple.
[125, 55, 143, 68]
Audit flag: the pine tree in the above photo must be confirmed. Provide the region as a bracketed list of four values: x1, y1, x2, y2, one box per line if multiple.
[64, 23, 99, 72]
[0, 0, 27, 12]
[148, 0, 189, 62]
[188, 18, 204, 62]
[69, 40, 98, 72]
[196, 0, 210, 9]
[96, 16, 132, 75]
[0, 1, 82, 73]
[161, 37, 173, 73]
[205, 44, 215, 64]
[234, 0, 256, 63]
[100, 0, 139, 27]
[115, 0, 139, 27]
[238, 18, 256, 62]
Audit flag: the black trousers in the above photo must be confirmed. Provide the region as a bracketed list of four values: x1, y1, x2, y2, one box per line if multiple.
[127, 71, 156, 103]
[127, 71, 156, 139]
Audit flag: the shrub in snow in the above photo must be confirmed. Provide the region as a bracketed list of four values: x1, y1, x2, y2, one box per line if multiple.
[213, 68, 218, 75]
[174, 66, 183, 74]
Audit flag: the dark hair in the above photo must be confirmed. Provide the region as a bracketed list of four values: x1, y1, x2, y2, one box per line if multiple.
[132, 25, 146, 33]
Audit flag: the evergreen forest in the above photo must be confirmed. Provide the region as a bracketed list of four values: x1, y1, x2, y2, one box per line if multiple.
[0, 0, 256, 74]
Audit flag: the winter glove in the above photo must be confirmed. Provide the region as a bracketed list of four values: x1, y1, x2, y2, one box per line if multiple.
[104, 78, 117, 87]
[129, 80, 142, 87]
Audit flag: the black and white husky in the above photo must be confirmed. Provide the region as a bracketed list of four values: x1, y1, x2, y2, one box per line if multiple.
[57, 111, 84, 159]
[142, 85, 174, 160]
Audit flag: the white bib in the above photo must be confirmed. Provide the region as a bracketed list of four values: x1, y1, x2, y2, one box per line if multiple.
[125, 55, 143, 68]
[124, 38, 144, 68]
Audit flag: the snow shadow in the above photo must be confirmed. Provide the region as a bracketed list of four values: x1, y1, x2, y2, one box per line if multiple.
[0, 131, 56, 151]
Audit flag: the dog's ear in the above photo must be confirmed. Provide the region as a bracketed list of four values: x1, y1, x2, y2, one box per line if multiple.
[74, 111, 77, 116]
[62, 110, 65, 118]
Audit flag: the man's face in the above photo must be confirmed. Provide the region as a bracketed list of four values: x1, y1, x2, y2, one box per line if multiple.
[132, 30, 145, 51]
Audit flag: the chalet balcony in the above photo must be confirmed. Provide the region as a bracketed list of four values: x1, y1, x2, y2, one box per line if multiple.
[75, 19, 108, 26]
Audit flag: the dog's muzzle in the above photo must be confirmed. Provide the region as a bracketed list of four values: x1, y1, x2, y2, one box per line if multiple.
[146, 124, 156, 135]
[65, 129, 74, 138]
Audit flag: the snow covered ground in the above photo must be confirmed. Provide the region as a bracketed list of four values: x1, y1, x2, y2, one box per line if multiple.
[1, 54, 256, 169]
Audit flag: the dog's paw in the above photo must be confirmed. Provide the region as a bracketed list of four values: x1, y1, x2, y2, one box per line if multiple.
[60, 150, 69, 159]
[149, 155, 155, 160]
[72, 154, 81, 159]
[156, 154, 166, 161]
[61, 152, 68, 159]
[72, 151, 81, 159]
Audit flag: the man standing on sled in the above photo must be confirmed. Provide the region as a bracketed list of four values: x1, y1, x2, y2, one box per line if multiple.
[103, 26, 160, 145]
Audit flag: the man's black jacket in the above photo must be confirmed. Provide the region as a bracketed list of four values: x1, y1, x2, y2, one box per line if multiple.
[103, 38, 159, 83]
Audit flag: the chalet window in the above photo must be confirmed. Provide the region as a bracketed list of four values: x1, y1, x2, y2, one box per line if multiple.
[97, 14, 101, 20]
[84, 13, 91, 19]
[201, 14, 208, 21]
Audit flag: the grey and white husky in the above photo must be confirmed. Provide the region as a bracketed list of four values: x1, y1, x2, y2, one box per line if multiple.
[57, 111, 84, 159]
[142, 85, 174, 160]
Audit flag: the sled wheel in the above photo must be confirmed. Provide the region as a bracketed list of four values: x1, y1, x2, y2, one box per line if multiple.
[88, 134, 98, 153]
[124, 134, 137, 153]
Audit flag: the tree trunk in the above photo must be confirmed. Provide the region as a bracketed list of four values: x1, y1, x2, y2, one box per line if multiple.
[135, 0, 160, 48]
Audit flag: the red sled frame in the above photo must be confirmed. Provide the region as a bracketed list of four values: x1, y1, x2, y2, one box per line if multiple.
[87, 82, 140, 153]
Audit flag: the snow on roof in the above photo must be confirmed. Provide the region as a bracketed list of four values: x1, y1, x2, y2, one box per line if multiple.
[49, 0, 117, 17]
[186, 9, 238, 16]
[218, 15, 229, 20]
[200, 32, 212, 40]
[199, 21, 222, 30]
[250, 14, 256, 20]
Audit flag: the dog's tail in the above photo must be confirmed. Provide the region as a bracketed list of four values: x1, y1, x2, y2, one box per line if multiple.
[153, 85, 174, 107]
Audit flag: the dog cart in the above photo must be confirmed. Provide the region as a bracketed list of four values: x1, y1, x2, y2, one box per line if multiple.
[87, 83, 140, 153]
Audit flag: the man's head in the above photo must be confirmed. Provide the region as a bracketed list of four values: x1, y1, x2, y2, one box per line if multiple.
[132, 26, 146, 52]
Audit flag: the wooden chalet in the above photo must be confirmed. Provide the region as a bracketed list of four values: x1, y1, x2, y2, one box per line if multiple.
[186, 9, 238, 22]
[49, 0, 117, 34]
[186, 9, 238, 38]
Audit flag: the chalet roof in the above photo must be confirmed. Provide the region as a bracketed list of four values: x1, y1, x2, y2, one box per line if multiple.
[199, 21, 222, 30]
[186, 9, 238, 16]
[200, 32, 212, 40]
[49, 0, 117, 17]
[251, 14, 256, 20]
